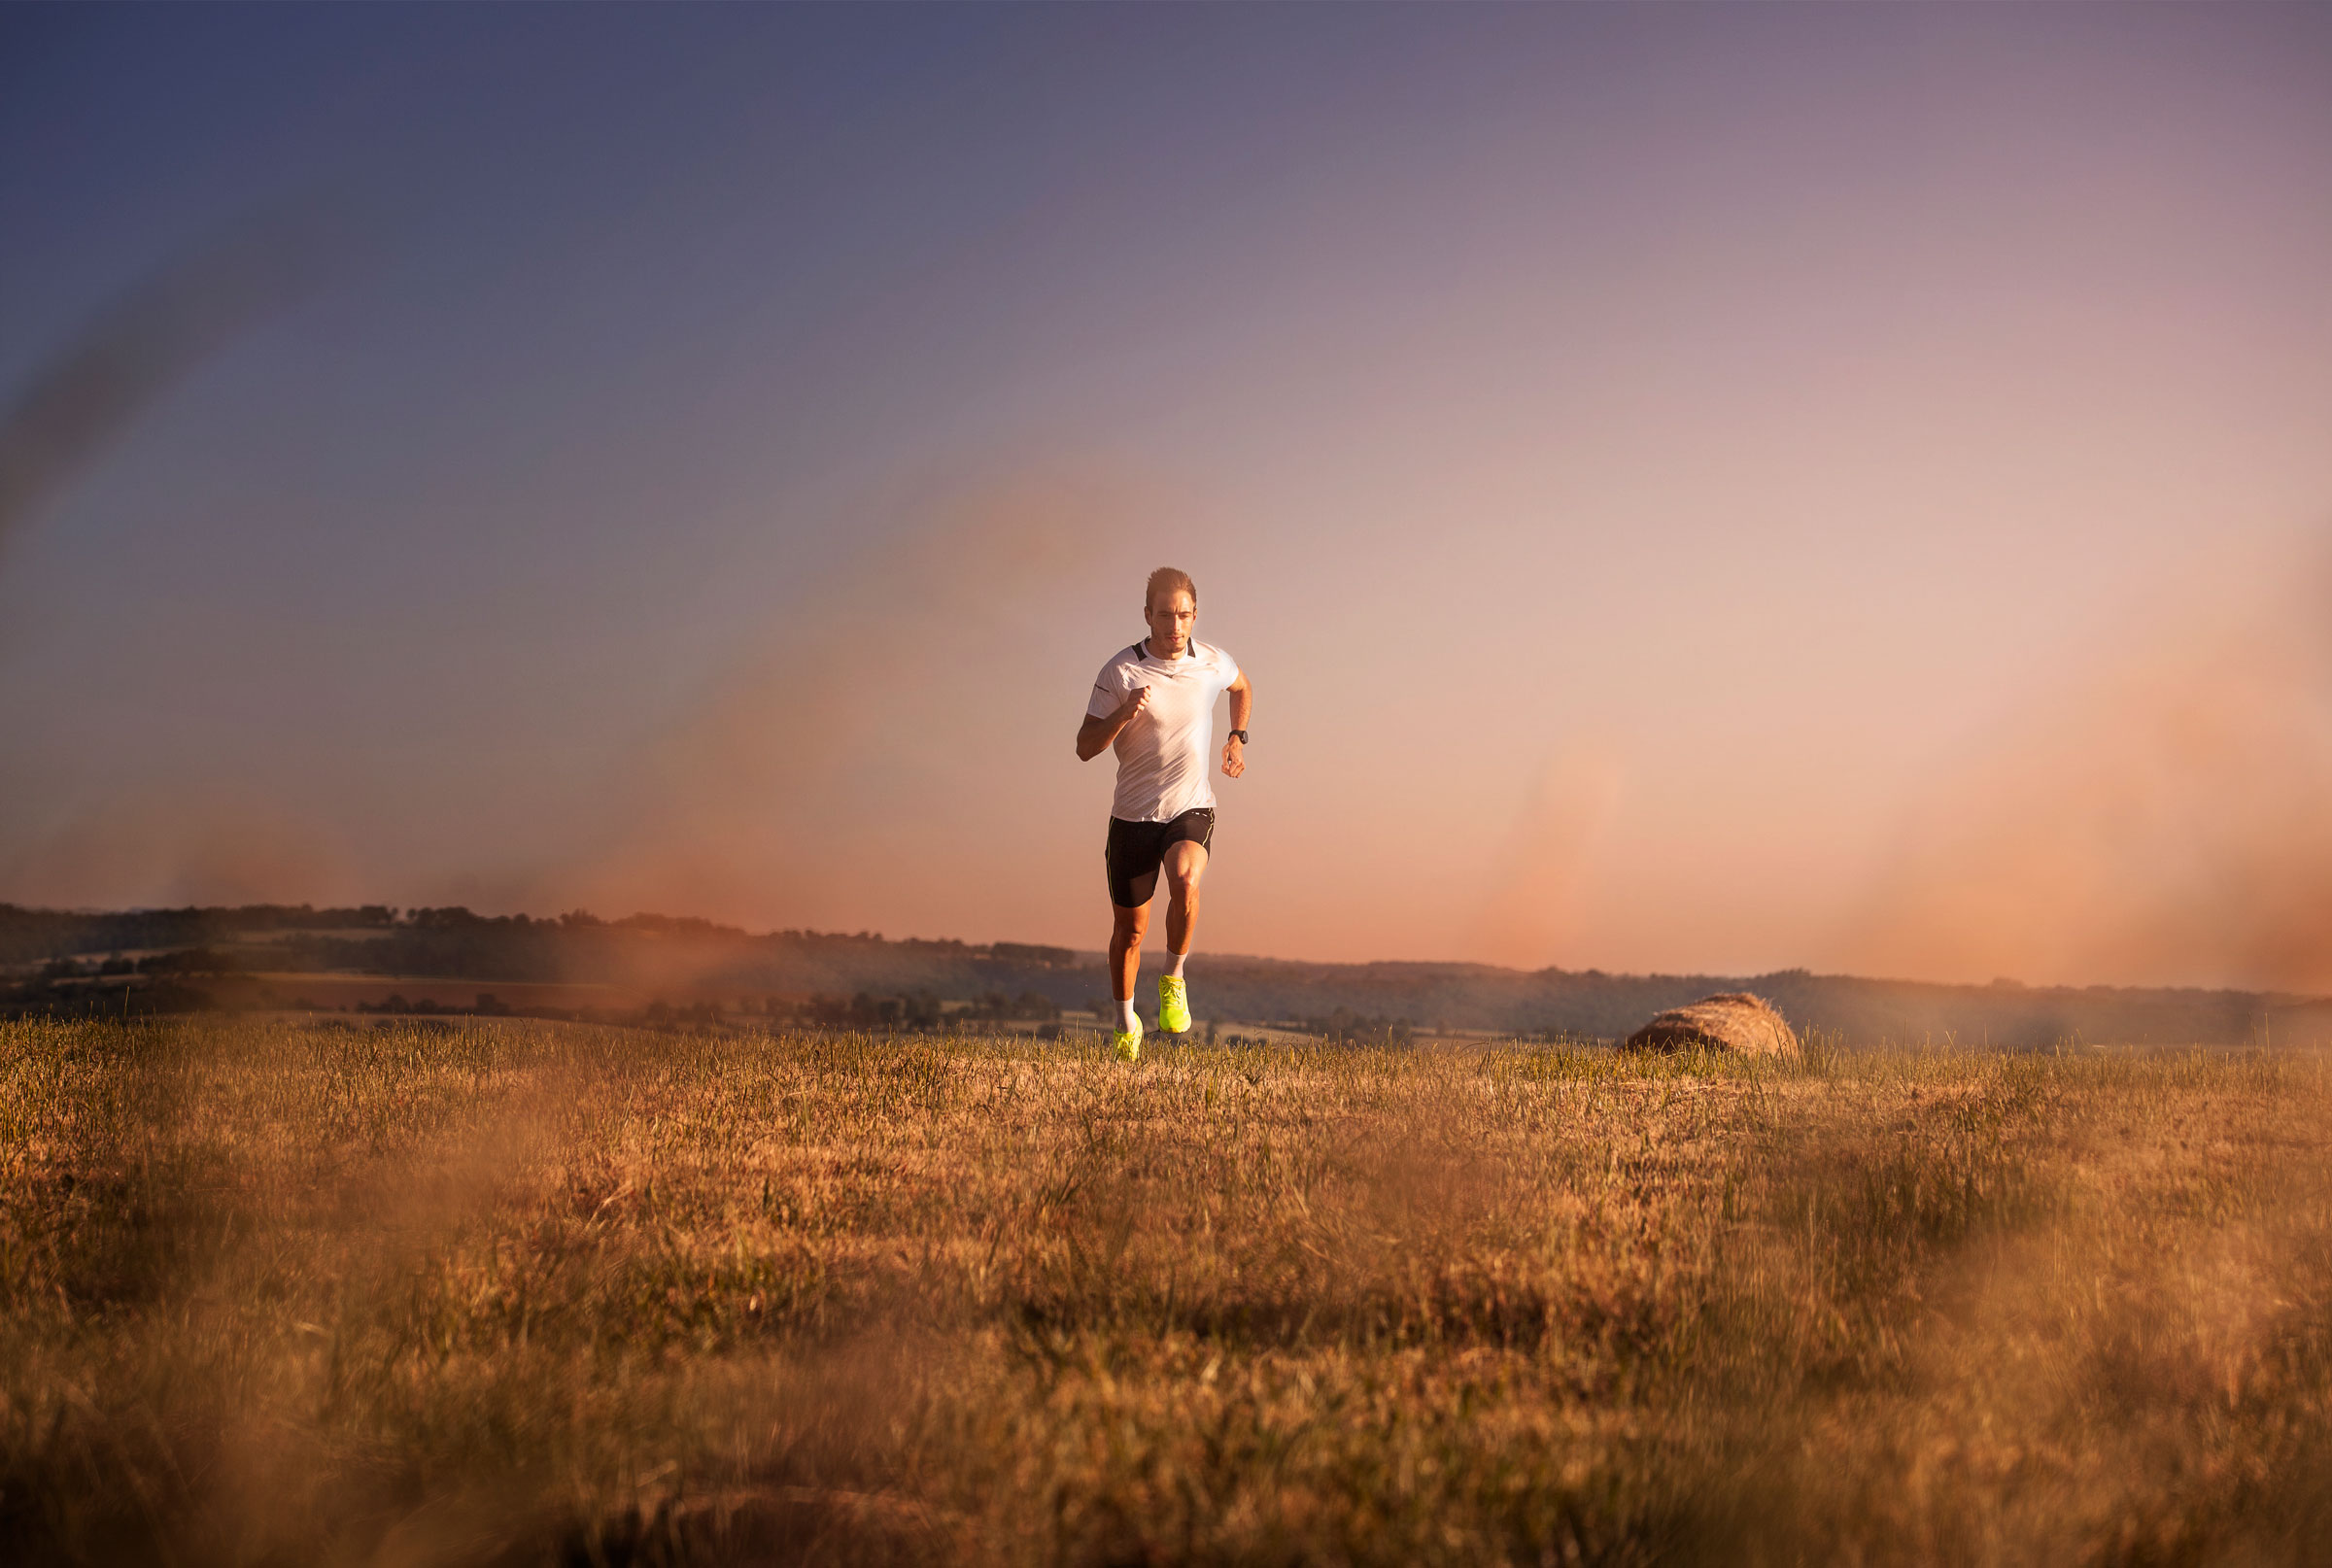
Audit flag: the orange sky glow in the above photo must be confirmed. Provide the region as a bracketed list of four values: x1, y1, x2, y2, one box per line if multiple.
[4, 8, 2328, 990]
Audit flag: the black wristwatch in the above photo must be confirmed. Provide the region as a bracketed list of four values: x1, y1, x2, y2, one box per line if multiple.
[1227, 730, 1248, 743]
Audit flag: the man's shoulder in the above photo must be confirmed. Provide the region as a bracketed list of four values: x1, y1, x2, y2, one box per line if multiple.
[1093, 643, 1145, 683]
[1196, 640, 1237, 674]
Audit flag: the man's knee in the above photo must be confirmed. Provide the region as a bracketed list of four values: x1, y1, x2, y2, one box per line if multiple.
[1166, 870, 1201, 903]
[1112, 905, 1149, 941]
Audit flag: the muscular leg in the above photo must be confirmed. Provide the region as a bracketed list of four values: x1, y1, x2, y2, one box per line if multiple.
[1162, 840, 1209, 976]
[1110, 902, 1149, 1006]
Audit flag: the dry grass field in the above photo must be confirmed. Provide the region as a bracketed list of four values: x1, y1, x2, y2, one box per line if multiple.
[6, 1016, 2331, 1566]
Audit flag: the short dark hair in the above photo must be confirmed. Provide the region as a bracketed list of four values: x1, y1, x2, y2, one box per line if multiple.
[1145, 567, 1196, 614]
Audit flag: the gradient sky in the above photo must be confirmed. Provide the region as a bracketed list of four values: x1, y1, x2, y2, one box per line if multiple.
[5, 5, 2330, 988]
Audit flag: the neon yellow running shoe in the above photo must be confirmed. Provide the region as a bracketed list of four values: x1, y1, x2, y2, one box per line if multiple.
[1158, 974, 1191, 1035]
[1113, 1016, 1143, 1063]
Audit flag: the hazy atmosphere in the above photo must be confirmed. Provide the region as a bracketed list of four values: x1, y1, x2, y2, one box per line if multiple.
[6, 5, 2329, 988]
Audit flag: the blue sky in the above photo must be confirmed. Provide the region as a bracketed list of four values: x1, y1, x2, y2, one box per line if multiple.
[5, 5, 2330, 985]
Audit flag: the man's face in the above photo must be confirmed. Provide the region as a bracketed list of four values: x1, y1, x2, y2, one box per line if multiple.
[1146, 589, 1196, 655]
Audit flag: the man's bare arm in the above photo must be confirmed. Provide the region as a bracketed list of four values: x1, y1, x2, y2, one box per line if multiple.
[1220, 671, 1252, 778]
[1077, 685, 1150, 761]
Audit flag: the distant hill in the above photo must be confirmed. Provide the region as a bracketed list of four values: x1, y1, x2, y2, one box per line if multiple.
[3, 902, 2322, 1047]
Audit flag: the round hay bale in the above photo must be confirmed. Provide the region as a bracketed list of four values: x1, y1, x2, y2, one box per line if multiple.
[1622, 992, 1799, 1059]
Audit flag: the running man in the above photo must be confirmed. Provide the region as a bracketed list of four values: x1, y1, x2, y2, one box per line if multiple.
[1076, 567, 1252, 1062]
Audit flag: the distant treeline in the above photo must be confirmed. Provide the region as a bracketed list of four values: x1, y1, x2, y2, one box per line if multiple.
[0, 903, 1011, 987]
[0, 903, 396, 965]
[1173, 957, 2282, 1052]
[1, 901, 2317, 1048]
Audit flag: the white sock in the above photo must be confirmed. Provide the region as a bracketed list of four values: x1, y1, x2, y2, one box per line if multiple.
[1168, 951, 1187, 978]
[1116, 997, 1138, 1032]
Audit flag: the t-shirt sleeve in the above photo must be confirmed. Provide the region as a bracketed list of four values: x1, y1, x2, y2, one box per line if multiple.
[1216, 649, 1241, 695]
[1086, 659, 1132, 719]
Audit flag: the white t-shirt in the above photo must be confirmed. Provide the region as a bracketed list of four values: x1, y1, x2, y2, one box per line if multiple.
[1086, 638, 1241, 822]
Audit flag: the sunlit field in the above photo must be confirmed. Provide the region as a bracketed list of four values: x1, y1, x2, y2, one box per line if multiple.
[6, 1016, 2330, 1566]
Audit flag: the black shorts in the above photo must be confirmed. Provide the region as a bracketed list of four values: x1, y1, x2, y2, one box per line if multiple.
[1105, 808, 1215, 908]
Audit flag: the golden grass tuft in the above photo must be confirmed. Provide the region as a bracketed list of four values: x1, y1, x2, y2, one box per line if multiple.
[4, 1016, 2329, 1564]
